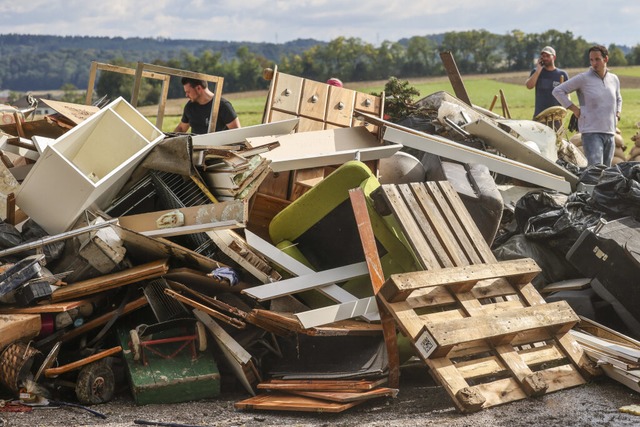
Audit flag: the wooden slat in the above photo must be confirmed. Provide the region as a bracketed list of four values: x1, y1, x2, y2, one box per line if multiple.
[380, 185, 442, 269]
[349, 188, 400, 388]
[257, 378, 387, 392]
[381, 258, 541, 302]
[50, 259, 169, 302]
[409, 183, 468, 265]
[234, 393, 361, 413]
[397, 184, 454, 268]
[424, 301, 579, 356]
[0, 314, 41, 349]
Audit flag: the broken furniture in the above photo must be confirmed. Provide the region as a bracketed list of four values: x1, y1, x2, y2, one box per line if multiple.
[374, 181, 595, 412]
[16, 97, 164, 234]
[266, 160, 418, 310]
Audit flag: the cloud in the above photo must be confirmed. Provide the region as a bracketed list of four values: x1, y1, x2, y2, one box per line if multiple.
[0, 0, 637, 48]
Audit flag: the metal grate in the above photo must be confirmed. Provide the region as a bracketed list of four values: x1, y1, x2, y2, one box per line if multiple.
[143, 278, 191, 322]
[149, 171, 219, 258]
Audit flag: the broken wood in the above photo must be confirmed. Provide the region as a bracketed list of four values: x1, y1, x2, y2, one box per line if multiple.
[50, 259, 169, 302]
[348, 187, 400, 389]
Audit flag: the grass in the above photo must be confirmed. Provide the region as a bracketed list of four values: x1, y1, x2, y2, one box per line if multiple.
[151, 69, 640, 151]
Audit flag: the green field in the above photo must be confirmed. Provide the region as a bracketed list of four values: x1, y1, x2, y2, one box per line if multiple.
[159, 68, 640, 151]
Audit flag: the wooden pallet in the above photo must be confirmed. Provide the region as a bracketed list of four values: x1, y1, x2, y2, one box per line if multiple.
[375, 181, 596, 413]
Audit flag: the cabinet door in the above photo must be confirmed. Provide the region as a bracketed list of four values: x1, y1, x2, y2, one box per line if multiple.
[299, 80, 329, 121]
[271, 73, 303, 115]
[325, 86, 355, 127]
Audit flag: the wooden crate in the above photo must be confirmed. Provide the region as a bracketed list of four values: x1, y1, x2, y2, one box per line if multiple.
[375, 181, 596, 413]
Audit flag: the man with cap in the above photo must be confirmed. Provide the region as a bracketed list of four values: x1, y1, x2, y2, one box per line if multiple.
[525, 46, 569, 121]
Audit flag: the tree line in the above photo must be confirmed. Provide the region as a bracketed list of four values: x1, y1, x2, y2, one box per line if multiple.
[3, 30, 639, 105]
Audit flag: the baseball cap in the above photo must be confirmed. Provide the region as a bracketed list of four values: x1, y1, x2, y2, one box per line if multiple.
[541, 46, 556, 56]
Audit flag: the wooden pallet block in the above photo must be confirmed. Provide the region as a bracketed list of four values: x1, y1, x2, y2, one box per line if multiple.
[375, 181, 596, 413]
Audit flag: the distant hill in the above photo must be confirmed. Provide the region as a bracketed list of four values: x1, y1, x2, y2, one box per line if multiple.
[0, 34, 324, 91]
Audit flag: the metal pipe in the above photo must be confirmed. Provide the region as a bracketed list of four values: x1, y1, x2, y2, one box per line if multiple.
[0, 218, 118, 259]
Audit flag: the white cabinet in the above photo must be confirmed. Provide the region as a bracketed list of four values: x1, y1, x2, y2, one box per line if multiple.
[16, 97, 164, 234]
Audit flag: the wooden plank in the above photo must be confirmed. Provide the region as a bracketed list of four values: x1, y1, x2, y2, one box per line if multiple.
[0, 297, 100, 314]
[45, 346, 122, 377]
[194, 309, 258, 396]
[59, 296, 148, 343]
[426, 357, 482, 413]
[140, 220, 241, 238]
[380, 184, 441, 269]
[408, 183, 468, 265]
[242, 262, 369, 301]
[349, 187, 400, 388]
[423, 301, 579, 357]
[381, 258, 541, 302]
[0, 314, 41, 349]
[289, 387, 398, 403]
[117, 200, 247, 233]
[50, 259, 169, 302]
[439, 51, 472, 105]
[234, 392, 361, 413]
[257, 378, 387, 392]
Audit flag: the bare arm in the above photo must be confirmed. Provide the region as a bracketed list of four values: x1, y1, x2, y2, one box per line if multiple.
[174, 121, 190, 133]
[226, 117, 241, 130]
[525, 62, 543, 89]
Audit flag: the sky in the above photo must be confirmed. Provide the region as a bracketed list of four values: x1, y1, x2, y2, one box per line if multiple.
[1, 0, 639, 48]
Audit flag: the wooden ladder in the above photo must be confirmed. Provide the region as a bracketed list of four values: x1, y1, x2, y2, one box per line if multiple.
[373, 181, 597, 412]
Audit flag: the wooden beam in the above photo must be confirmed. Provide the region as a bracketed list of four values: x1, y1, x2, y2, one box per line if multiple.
[422, 301, 579, 358]
[348, 187, 400, 388]
[50, 259, 169, 302]
[381, 258, 541, 302]
[439, 51, 472, 106]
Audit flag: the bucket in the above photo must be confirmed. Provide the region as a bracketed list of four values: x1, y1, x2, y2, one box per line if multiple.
[0, 341, 41, 394]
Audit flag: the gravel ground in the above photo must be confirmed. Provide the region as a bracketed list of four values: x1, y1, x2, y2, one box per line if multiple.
[3, 367, 640, 427]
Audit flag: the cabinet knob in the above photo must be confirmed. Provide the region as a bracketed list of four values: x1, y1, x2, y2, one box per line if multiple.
[337, 102, 345, 110]
[284, 88, 291, 96]
[364, 99, 372, 107]
[311, 95, 318, 103]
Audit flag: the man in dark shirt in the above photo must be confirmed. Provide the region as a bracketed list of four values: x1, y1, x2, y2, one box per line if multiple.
[174, 77, 241, 134]
[525, 46, 569, 122]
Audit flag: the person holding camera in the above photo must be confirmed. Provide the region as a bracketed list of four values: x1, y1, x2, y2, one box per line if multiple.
[525, 46, 569, 121]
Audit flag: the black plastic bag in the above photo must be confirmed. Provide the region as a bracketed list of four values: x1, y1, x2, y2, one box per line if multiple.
[590, 162, 640, 219]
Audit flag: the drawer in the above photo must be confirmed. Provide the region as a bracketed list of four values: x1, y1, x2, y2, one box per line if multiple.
[325, 86, 355, 127]
[271, 73, 303, 115]
[299, 79, 329, 120]
[354, 92, 382, 115]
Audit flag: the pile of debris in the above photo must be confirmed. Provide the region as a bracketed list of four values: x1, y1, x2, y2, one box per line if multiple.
[0, 63, 639, 422]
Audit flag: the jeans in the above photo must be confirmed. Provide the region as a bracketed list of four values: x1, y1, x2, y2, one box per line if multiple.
[581, 133, 615, 166]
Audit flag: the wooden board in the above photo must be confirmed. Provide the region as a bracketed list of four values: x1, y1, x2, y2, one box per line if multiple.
[0, 297, 100, 314]
[257, 378, 387, 392]
[234, 392, 361, 413]
[50, 259, 169, 302]
[117, 200, 247, 234]
[0, 314, 41, 350]
[289, 387, 398, 403]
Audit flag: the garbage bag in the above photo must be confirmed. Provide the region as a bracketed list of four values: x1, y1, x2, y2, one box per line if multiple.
[590, 162, 640, 219]
[0, 221, 23, 250]
[514, 190, 603, 254]
[493, 233, 580, 289]
[579, 164, 607, 185]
